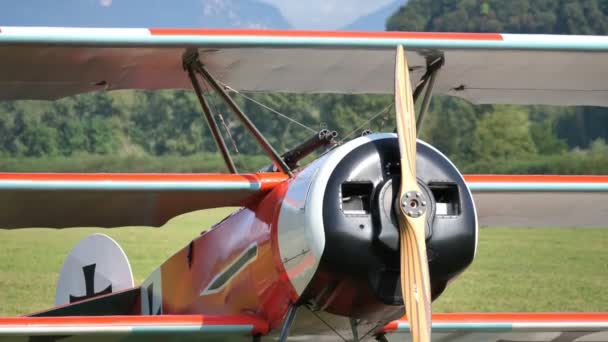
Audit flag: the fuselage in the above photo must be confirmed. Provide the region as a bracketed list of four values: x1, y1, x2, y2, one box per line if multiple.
[140, 134, 478, 335]
[146, 180, 294, 327]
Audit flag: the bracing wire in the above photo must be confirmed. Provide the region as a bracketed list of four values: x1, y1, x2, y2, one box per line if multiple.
[340, 104, 393, 142]
[219, 81, 394, 144]
[201, 81, 240, 153]
[220, 83, 317, 133]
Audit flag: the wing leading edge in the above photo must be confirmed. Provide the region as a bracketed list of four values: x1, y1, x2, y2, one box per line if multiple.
[1, 27, 608, 106]
[0, 172, 287, 229]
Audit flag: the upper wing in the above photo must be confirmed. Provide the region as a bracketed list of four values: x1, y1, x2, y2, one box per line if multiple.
[0, 172, 287, 228]
[0, 315, 268, 342]
[465, 175, 608, 228]
[382, 312, 608, 342]
[1, 27, 607, 106]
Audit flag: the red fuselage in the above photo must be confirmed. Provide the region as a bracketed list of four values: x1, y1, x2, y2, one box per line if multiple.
[152, 180, 294, 328]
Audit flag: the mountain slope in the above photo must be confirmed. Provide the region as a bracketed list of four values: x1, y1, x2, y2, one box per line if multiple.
[0, 0, 291, 29]
[341, 0, 405, 31]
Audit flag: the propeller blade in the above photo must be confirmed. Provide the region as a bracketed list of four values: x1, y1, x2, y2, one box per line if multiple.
[394, 45, 432, 342]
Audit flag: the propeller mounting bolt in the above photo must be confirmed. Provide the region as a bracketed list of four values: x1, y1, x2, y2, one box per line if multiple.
[401, 191, 427, 218]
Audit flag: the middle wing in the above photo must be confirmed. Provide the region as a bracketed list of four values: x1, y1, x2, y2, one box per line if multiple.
[0, 172, 287, 228]
[0, 28, 607, 106]
[466, 175, 608, 227]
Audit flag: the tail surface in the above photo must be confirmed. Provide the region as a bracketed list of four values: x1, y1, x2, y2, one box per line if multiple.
[32, 233, 138, 317]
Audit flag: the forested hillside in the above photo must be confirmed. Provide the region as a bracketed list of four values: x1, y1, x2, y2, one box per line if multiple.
[387, 0, 608, 34]
[1, 0, 607, 173]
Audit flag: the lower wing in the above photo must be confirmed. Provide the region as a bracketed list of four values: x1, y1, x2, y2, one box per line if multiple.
[1, 313, 606, 341]
[383, 313, 608, 342]
[0, 315, 268, 342]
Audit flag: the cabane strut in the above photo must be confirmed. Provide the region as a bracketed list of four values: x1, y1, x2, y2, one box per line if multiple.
[184, 56, 238, 174]
[412, 56, 444, 135]
[183, 50, 293, 177]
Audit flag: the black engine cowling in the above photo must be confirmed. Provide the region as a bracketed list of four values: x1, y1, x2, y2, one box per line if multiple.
[298, 134, 477, 319]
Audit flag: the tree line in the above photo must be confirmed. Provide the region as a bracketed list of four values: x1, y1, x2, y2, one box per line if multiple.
[1, 89, 607, 173]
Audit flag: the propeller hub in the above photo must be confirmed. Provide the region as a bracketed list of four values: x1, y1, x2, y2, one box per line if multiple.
[401, 191, 427, 218]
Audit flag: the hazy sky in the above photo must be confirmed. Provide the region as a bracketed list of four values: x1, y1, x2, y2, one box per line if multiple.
[259, 0, 396, 29]
[0, 0, 401, 30]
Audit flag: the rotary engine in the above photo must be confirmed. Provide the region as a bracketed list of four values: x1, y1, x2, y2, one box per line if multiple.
[276, 133, 477, 323]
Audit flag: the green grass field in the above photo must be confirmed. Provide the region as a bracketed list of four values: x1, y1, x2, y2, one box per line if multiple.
[0, 208, 606, 316]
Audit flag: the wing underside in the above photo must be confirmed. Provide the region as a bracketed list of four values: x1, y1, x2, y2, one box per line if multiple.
[0, 28, 607, 106]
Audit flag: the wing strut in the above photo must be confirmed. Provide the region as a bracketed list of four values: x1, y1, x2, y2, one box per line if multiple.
[184, 55, 238, 174]
[412, 56, 444, 135]
[278, 303, 298, 342]
[183, 50, 293, 177]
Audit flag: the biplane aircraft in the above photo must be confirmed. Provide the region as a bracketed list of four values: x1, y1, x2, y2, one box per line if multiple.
[0, 27, 607, 342]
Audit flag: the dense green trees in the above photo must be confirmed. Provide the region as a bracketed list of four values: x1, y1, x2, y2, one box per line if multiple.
[387, 0, 608, 34]
[0, 94, 121, 157]
[472, 108, 537, 162]
[1, 86, 607, 174]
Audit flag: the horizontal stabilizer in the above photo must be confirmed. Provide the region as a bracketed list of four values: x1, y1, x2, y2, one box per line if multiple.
[31, 288, 140, 317]
[0, 172, 287, 228]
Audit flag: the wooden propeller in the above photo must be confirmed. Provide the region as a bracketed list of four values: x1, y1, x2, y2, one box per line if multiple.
[394, 45, 432, 342]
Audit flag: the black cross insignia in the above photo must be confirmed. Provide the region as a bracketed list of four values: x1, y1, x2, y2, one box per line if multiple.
[69, 263, 112, 303]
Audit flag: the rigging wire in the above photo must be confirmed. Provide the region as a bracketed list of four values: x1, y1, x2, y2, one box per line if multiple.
[219, 81, 394, 145]
[217, 112, 239, 154]
[202, 81, 240, 153]
[220, 83, 317, 133]
[340, 103, 393, 142]
[308, 308, 349, 342]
